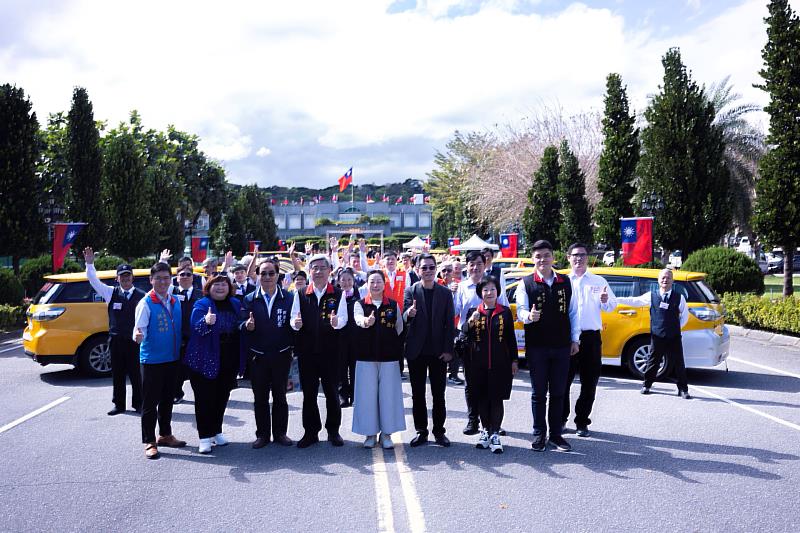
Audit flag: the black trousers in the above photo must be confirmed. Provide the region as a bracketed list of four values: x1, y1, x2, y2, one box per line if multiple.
[190, 367, 237, 439]
[250, 353, 292, 440]
[528, 346, 570, 438]
[338, 351, 356, 402]
[109, 336, 141, 410]
[477, 397, 504, 434]
[298, 352, 341, 434]
[140, 361, 177, 444]
[563, 330, 602, 428]
[174, 341, 189, 399]
[462, 354, 478, 425]
[408, 354, 447, 437]
[646, 334, 688, 392]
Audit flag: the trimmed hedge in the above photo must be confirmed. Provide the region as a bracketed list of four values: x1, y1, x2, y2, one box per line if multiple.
[722, 293, 800, 336]
[93, 254, 127, 271]
[682, 246, 764, 295]
[0, 270, 24, 305]
[131, 257, 158, 269]
[19, 255, 81, 297]
[613, 257, 664, 269]
[0, 304, 25, 329]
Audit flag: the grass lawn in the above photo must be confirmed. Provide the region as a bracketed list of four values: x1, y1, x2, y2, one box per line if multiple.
[762, 274, 800, 297]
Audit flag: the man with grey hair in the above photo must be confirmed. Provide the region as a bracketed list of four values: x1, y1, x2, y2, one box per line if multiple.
[616, 268, 691, 398]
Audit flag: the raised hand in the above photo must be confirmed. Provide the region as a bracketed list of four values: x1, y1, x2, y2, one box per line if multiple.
[292, 311, 303, 329]
[407, 299, 418, 318]
[287, 241, 296, 255]
[224, 251, 234, 268]
[600, 285, 609, 304]
[160, 249, 172, 263]
[83, 247, 95, 264]
[359, 238, 367, 253]
[245, 312, 255, 331]
[205, 307, 217, 326]
[304, 242, 313, 255]
[134, 327, 144, 344]
[365, 311, 376, 327]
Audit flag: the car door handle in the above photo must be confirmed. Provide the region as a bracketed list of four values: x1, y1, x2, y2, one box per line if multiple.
[618, 309, 637, 316]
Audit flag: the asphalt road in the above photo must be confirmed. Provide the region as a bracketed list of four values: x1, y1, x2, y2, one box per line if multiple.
[1, 334, 799, 533]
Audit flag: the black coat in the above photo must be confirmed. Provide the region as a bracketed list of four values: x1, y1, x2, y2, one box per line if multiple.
[402, 281, 455, 361]
[462, 304, 517, 400]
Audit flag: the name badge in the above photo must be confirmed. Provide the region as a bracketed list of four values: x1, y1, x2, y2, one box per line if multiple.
[113, 303, 123, 310]
[659, 301, 670, 310]
[176, 295, 185, 301]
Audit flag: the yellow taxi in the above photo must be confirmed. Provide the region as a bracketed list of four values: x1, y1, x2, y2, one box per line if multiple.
[505, 267, 730, 378]
[494, 257, 536, 269]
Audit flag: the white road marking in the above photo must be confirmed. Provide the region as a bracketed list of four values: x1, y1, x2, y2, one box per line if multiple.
[393, 443, 427, 533]
[728, 356, 800, 380]
[690, 384, 800, 432]
[0, 342, 22, 354]
[0, 396, 71, 434]
[372, 445, 395, 533]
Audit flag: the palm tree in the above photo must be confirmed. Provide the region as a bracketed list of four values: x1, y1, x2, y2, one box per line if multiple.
[706, 76, 766, 240]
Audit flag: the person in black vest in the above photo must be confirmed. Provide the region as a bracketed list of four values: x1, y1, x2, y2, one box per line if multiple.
[159, 251, 204, 291]
[403, 253, 456, 447]
[169, 264, 202, 403]
[232, 263, 257, 297]
[616, 268, 691, 398]
[514, 240, 580, 452]
[84, 247, 145, 416]
[290, 254, 349, 448]
[242, 257, 296, 449]
[336, 268, 361, 408]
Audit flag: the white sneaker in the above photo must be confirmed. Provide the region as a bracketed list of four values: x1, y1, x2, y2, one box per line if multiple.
[214, 433, 229, 446]
[476, 430, 490, 449]
[489, 433, 503, 454]
[198, 438, 213, 454]
[363, 435, 377, 448]
[380, 433, 394, 449]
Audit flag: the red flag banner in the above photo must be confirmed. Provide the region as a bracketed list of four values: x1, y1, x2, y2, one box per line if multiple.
[248, 240, 261, 253]
[338, 167, 353, 192]
[499, 233, 518, 258]
[448, 237, 460, 255]
[52, 223, 86, 272]
[621, 217, 653, 265]
[191, 236, 209, 263]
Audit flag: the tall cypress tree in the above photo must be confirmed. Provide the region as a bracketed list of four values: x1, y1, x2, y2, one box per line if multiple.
[522, 146, 561, 251]
[66, 87, 104, 250]
[753, 0, 800, 296]
[0, 84, 46, 273]
[635, 48, 730, 256]
[557, 140, 593, 248]
[595, 73, 639, 259]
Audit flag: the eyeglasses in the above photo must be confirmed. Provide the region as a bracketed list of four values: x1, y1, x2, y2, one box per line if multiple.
[570, 253, 588, 258]
[419, 265, 437, 271]
[310, 265, 329, 272]
[152, 276, 171, 282]
[178, 272, 193, 277]
[441, 268, 453, 273]
[260, 271, 277, 277]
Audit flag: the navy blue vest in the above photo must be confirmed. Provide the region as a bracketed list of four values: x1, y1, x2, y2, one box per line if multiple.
[296, 285, 342, 356]
[358, 297, 402, 363]
[108, 287, 145, 337]
[650, 289, 681, 338]
[174, 287, 201, 342]
[243, 288, 294, 357]
[522, 272, 573, 348]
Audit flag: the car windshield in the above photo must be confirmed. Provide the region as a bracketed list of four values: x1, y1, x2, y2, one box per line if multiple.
[694, 280, 719, 303]
[32, 283, 60, 304]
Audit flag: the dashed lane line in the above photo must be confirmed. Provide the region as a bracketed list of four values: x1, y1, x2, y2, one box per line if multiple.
[0, 341, 22, 354]
[0, 396, 71, 434]
[372, 445, 396, 533]
[728, 356, 800, 380]
[690, 384, 800, 433]
[393, 443, 427, 533]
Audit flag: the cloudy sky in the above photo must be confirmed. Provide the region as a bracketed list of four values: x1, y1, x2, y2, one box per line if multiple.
[0, 0, 779, 188]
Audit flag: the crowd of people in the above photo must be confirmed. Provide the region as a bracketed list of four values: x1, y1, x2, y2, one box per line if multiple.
[83, 235, 691, 460]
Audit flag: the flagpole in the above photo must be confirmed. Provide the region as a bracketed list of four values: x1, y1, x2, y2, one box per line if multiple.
[351, 182, 354, 204]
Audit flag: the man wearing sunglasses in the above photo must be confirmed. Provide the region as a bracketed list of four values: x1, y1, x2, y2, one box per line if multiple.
[169, 265, 202, 404]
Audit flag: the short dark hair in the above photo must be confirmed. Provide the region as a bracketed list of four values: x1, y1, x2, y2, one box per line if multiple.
[567, 243, 589, 255]
[383, 250, 398, 259]
[292, 270, 307, 280]
[177, 264, 193, 275]
[203, 272, 234, 298]
[150, 262, 171, 276]
[465, 250, 485, 264]
[338, 267, 356, 281]
[476, 275, 501, 296]
[257, 257, 280, 274]
[531, 240, 554, 253]
[366, 269, 386, 282]
[482, 247, 496, 258]
[178, 256, 193, 264]
[417, 253, 436, 266]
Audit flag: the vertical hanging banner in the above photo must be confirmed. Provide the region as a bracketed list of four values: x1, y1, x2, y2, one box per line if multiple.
[191, 236, 209, 263]
[621, 217, 653, 265]
[499, 233, 518, 258]
[248, 240, 261, 253]
[52, 223, 87, 272]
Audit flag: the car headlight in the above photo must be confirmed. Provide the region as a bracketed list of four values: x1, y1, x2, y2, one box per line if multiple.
[31, 307, 66, 321]
[689, 306, 720, 321]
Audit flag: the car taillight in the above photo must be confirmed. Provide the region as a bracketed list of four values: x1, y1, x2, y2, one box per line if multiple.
[689, 306, 720, 322]
[31, 307, 66, 321]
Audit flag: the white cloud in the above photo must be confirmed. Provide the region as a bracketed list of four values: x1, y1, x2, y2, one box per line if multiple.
[256, 147, 272, 157]
[0, 0, 774, 186]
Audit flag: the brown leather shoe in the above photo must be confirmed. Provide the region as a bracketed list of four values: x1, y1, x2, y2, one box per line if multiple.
[251, 437, 270, 449]
[145, 443, 159, 459]
[157, 435, 187, 448]
[274, 434, 294, 446]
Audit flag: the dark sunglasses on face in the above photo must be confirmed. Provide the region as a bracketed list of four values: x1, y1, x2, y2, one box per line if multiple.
[178, 272, 193, 277]
[419, 265, 436, 271]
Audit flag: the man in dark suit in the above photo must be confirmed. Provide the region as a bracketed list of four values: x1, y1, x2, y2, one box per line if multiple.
[403, 253, 456, 447]
[170, 264, 202, 403]
[232, 263, 256, 297]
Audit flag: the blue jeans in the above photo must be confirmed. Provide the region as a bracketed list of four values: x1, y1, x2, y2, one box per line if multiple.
[528, 346, 570, 437]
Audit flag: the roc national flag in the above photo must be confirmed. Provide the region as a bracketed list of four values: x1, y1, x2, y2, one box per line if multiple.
[191, 236, 210, 263]
[621, 217, 653, 265]
[338, 167, 353, 192]
[52, 222, 86, 272]
[448, 237, 460, 255]
[499, 233, 518, 258]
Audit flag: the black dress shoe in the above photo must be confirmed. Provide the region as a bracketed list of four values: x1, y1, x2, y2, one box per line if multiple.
[576, 426, 590, 438]
[328, 432, 344, 447]
[548, 435, 572, 452]
[434, 434, 451, 447]
[251, 437, 270, 449]
[297, 433, 320, 449]
[274, 435, 294, 446]
[462, 420, 480, 435]
[107, 407, 125, 416]
[640, 386, 651, 395]
[531, 434, 546, 452]
[679, 390, 692, 399]
[409, 432, 429, 447]
[498, 428, 506, 436]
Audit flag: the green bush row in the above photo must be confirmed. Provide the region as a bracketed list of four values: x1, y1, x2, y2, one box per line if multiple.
[722, 293, 800, 336]
[0, 304, 26, 329]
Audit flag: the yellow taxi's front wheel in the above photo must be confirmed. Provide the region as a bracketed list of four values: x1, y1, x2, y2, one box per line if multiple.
[79, 336, 112, 377]
[624, 336, 668, 379]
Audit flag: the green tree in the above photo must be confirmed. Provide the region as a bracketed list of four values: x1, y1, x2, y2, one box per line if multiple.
[211, 210, 247, 256]
[39, 112, 70, 205]
[522, 146, 561, 251]
[101, 122, 158, 258]
[235, 184, 279, 250]
[557, 140, 593, 249]
[595, 73, 639, 258]
[66, 87, 104, 250]
[753, 0, 800, 296]
[0, 84, 47, 273]
[635, 48, 730, 256]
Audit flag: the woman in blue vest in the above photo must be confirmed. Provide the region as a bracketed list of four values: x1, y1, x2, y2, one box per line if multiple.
[185, 274, 245, 454]
[351, 270, 406, 449]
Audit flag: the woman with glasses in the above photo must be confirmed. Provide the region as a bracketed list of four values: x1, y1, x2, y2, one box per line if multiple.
[185, 274, 245, 454]
[352, 270, 405, 449]
[337, 268, 361, 408]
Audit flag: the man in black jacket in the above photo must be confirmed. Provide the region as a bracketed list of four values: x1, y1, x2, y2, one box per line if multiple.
[403, 253, 456, 447]
[169, 264, 202, 403]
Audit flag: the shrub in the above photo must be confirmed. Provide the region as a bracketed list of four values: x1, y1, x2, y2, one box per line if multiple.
[722, 293, 800, 335]
[553, 250, 568, 269]
[0, 270, 24, 305]
[18, 255, 81, 298]
[315, 217, 334, 226]
[131, 257, 157, 269]
[613, 256, 664, 269]
[93, 254, 127, 271]
[0, 304, 25, 329]
[682, 246, 764, 295]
